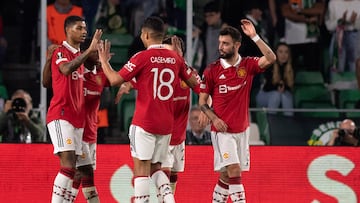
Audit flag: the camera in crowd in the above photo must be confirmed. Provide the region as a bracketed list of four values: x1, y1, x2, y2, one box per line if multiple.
[336, 127, 360, 146]
[11, 98, 27, 113]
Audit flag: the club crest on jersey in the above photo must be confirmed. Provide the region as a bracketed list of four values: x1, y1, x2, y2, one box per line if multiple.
[66, 138, 72, 145]
[96, 75, 102, 85]
[180, 80, 188, 89]
[222, 152, 229, 159]
[237, 68, 246, 78]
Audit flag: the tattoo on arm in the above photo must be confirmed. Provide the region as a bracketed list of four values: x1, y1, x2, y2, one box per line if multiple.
[65, 52, 89, 73]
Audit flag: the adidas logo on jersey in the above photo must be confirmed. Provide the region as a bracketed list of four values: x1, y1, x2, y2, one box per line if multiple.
[219, 74, 226, 79]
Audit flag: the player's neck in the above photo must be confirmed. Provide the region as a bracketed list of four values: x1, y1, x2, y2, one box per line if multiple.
[225, 54, 239, 66]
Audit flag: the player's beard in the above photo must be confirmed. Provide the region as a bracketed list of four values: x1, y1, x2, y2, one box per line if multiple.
[219, 46, 235, 59]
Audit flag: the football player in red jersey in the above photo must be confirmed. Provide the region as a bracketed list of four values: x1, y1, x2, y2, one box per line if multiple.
[199, 20, 276, 203]
[98, 16, 198, 202]
[44, 15, 102, 203]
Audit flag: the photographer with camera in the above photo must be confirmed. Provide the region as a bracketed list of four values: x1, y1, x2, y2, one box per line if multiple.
[327, 119, 360, 146]
[0, 89, 45, 143]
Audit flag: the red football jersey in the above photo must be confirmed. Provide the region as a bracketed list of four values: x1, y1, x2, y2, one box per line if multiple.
[119, 45, 193, 135]
[171, 79, 190, 145]
[200, 56, 264, 133]
[46, 41, 86, 128]
[83, 67, 110, 143]
[171, 67, 201, 145]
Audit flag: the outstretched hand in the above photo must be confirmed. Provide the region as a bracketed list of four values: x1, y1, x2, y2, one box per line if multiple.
[240, 19, 257, 38]
[98, 39, 112, 63]
[114, 82, 133, 104]
[89, 29, 103, 52]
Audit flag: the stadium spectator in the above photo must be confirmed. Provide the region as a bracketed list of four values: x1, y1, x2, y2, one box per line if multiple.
[327, 119, 359, 146]
[281, 0, 325, 70]
[185, 105, 212, 145]
[198, 1, 228, 76]
[0, 13, 6, 69]
[47, 0, 83, 45]
[325, 0, 360, 73]
[0, 89, 45, 143]
[256, 42, 294, 116]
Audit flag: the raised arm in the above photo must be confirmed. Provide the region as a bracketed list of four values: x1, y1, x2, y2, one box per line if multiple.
[59, 29, 103, 76]
[42, 44, 59, 88]
[240, 19, 276, 69]
[98, 39, 126, 86]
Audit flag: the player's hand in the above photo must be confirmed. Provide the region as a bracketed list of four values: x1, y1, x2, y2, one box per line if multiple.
[212, 117, 228, 132]
[114, 82, 133, 104]
[46, 44, 59, 61]
[240, 19, 257, 38]
[171, 35, 183, 56]
[15, 112, 30, 123]
[198, 111, 210, 128]
[98, 39, 112, 63]
[89, 29, 103, 52]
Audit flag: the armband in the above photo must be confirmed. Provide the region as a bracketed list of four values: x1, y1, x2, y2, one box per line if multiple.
[200, 104, 211, 113]
[251, 34, 260, 43]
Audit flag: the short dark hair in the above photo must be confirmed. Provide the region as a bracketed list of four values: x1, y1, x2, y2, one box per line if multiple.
[64, 15, 85, 34]
[141, 16, 165, 41]
[204, 1, 220, 13]
[162, 35, 185, 54]
[219, 26, 242, 42]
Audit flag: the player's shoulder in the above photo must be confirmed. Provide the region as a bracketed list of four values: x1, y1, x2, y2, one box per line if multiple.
[205, 59, 221, 71]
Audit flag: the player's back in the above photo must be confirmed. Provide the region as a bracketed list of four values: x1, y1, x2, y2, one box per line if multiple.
[121, 46, 190, 135]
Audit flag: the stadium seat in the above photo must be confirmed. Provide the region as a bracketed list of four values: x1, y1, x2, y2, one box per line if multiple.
[294, 71, 324, 86]
[116, 90, 136, 132]
[337, 89, 360, 108]
[0, 85, 8, 100]
[122, 99, 135, 134]
[294, 85, 333, 108]
[249, 123, 265, 145]
[331, 71, 356, 84]
[298, 103, 340, 118]
[255, 111, 270, 145]
[344, 103, 360, 118]
[102, 33, 134, 69]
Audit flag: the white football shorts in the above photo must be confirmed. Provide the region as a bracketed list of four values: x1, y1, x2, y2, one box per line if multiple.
[162, 141, 185, 172]
[48, 119, 83, 156]
[76, 141, 97, 169]
[211, 127, 250, 172]
[128, 124, 171, 164]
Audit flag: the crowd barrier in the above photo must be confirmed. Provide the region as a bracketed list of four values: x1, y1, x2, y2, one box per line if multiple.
[0, 144, 359, 203]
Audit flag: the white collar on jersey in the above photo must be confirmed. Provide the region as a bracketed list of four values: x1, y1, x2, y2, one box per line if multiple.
[147, 44, 167, 49]
[220, 54, 242, 69]
[84, 66, 97, 74]
[62, 41, 80, 54]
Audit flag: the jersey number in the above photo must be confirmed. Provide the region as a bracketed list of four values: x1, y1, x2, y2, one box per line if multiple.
[151, 68, 175, 101]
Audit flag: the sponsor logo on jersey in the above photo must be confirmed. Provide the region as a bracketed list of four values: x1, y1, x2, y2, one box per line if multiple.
[125, 61, 136, 72]
[237, 68, 246, 78]
[218, 81, 247, 93]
